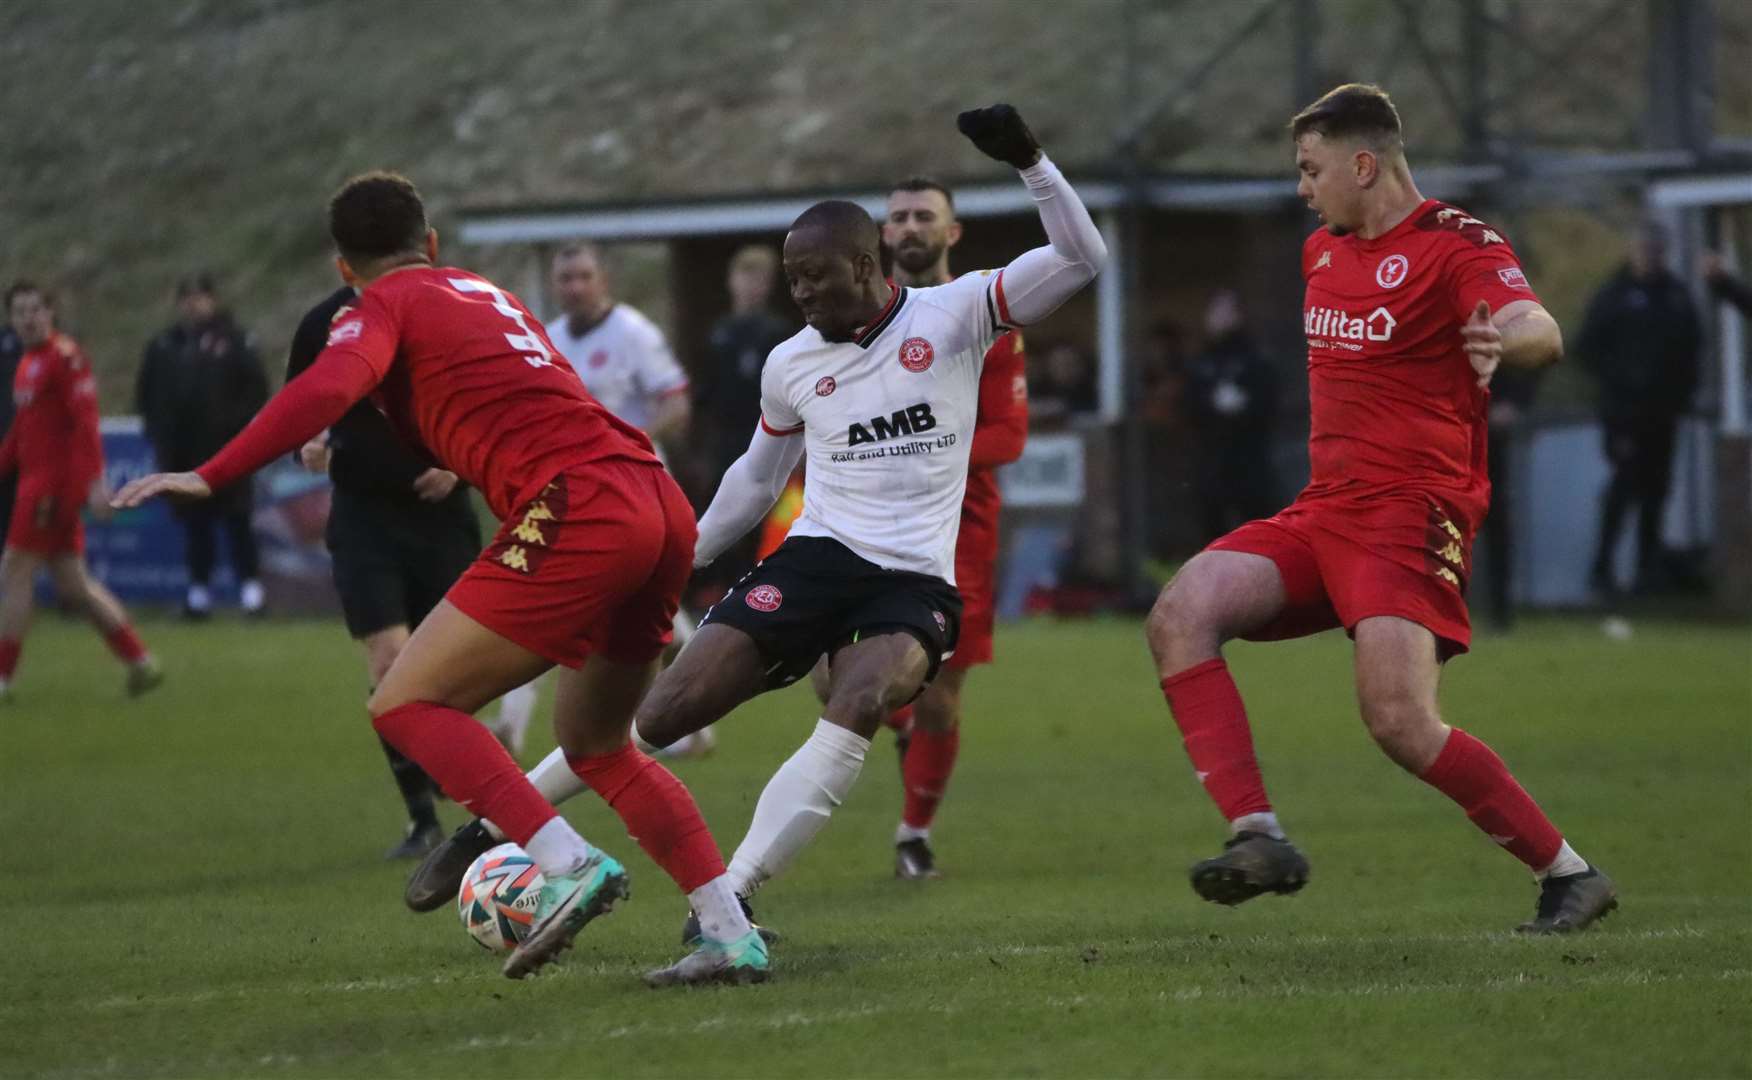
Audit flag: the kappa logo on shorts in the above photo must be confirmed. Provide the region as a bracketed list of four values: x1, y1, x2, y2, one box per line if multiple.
[898, 337, 934, 373]
[745, 584, 783, 612]
[1376, 254, 1410, 289]
[815, 376, 837, 397]
[932, 610, 946, 633]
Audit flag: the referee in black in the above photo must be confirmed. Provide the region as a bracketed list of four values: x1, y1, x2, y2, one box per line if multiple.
[288, 287, 484, 859]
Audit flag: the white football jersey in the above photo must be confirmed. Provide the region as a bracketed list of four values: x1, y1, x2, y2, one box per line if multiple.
[760, 271, 1011, 584]
[545, 305, 688, 433]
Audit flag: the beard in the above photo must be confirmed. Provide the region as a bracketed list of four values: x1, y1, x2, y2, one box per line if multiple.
[892, 241, 943, 275]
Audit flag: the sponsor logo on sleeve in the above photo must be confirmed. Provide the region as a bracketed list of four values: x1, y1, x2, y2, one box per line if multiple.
[745, 584, 784, 612]
[1376, 254, 1410, 289]
[327, 318, 364, 346]
[898, 337, 934, 373]
[1497, 267, 1530, 289]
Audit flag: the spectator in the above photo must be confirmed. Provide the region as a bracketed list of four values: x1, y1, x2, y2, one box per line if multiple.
[1482, 366, 1542, 630]
[1577, 223, 1701, 596]
[1702, 250, 1752, 316]
[136, 272, 270, 617]
[1183, 289, 1281, 542]
[0, 309, 21, 542]
[695, 245, 792, 495]
[1030, 341, 1098, 426]
[692, 245, 794, 594]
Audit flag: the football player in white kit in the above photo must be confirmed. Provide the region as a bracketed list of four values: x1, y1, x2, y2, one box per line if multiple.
[626, 104, 1106, 980]
[409, 105, 1102, 983]
[489, 244, 710, 757]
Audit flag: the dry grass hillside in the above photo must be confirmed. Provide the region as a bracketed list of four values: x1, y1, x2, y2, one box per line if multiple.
[3, 0, 1747, 406]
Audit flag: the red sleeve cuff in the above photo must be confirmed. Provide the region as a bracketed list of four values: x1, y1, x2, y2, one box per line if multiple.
[994, 270, 1015, 327]
[760, 415, 804, 437]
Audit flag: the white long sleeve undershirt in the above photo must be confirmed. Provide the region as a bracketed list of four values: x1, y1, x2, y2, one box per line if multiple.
[692, 153, 1104, 568]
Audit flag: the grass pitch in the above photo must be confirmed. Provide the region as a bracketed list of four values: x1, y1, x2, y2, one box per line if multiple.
[3, 613, 1748, 1079]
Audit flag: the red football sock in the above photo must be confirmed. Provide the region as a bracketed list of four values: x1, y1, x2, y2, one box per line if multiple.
[886, 703, 916, 734]
[0, 638, 20, 681]
[901, 727, 960, 830]
[373, 701, 555, 844]
[103, 624, 147, 664]
[1160, 658, 1273, 821]
[567, 744, 725, 893]
[1420, 728, 1563, 870]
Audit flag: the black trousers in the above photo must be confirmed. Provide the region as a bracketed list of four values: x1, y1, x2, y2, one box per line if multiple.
[1593, 415, 1678, 582]
[178, 494, 259, 585]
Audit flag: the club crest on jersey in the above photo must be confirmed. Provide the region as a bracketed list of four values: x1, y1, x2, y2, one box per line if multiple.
[898, 337, 934, 373]
[745, 584, 783, 612]
[815, 376, 837, 397]
[588, 349, 610, 369]
[1376, 254, 1410, 289]
[327, 319, 364, 346]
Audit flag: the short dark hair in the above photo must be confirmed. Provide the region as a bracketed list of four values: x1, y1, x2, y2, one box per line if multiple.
[891, 176, 955, 212]
[790, 200, 881, 259]
[176, 270, 217, 298]
[1290, 83, 1402, 151]
[328, 171, 429, 264]
[5, 280, 46, 309]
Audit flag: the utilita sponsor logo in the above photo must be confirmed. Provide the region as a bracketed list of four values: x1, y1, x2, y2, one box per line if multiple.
[1304, 305, 1397, 349]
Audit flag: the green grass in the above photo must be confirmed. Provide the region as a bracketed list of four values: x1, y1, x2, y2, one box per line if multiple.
[2, 613, 1748, 1079]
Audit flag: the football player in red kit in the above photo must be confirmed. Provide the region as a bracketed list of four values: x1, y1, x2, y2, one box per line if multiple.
[874, 177, 1028, 879]
[114, 173, 766, 985]
[0, 282, 160, 700]
[1145, 85, 1616, 933]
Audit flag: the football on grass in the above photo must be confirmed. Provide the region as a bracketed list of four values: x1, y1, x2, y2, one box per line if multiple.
[457, 843, 545, 952]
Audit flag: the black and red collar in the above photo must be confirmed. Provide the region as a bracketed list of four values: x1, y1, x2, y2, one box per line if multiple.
[851, 282, 907, 349]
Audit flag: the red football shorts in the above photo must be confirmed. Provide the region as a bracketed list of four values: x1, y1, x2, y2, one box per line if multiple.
[6, 483, 85, 556]
[946, 523, 998, 670]
[1207, 494, 1474, 660]
[446, 460, 696, 668]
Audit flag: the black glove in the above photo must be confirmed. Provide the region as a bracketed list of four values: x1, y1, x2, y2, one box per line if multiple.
[957, 104, 1042, 169]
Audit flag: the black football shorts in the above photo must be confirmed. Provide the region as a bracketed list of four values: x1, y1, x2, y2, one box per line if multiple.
[700, 536, 962, 692]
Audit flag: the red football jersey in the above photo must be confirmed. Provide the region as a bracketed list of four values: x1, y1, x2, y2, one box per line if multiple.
[960, 330, 1029, 550]
[1298, 199, 1540, 532]
[319, 267, 658, 519]
[0, 332, 102, 493]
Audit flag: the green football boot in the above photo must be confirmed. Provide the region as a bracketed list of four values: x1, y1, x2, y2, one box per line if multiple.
[502, 850, 629, 979]
[644, 928, 770, 988]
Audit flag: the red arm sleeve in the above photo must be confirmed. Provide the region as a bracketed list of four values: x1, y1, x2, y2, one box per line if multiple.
[67, 361, 104, 490]
[1444, 225, 1542, 320]
[195, 349, 383, 493]
[967, 333, 1029, 470]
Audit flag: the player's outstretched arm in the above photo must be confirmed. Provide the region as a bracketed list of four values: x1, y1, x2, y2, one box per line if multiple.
[113, 350, 381, 509]
[958, 105, 1108, 326]
[1464, 299, 1561, 387]
[693, 425, 806, 568]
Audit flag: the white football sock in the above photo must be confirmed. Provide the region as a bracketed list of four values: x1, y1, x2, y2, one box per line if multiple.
[522, 816, 594, 877]
[726, 719, 870, 897]
[689, 874, 753, 943]
[481, 748, 589, 842]
[495, 679, 539, 750]
[1230, 811, 1285, 840]
[1537, 840, 1588, 880]
[894, 822, 931, 844]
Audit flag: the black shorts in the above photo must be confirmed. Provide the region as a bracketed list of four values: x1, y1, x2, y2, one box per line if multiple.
[328, 497, 481, 639]
[701, 536, 962, 691]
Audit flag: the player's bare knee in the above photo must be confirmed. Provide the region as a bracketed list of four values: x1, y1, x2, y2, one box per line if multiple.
[1360, 692, 1442, 769]
[1146, 582, 1221, 671]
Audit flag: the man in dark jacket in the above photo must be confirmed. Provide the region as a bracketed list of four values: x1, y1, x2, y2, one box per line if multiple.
[1577, 225, 1701, 595]
[0, 316, 21, 536]
[1183, 289, 1281, 543]
[137, 272, 271, 617]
